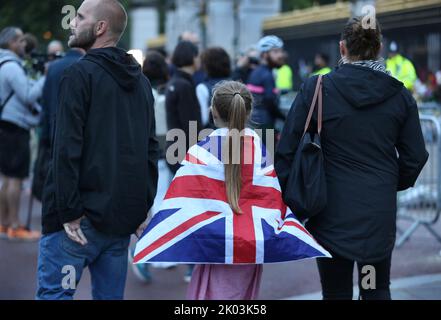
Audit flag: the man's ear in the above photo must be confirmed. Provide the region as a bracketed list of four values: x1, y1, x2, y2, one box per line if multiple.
[95, 21, 107, 37]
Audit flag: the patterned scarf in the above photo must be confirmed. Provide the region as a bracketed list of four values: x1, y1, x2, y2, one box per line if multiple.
[340, 57, 391, 75]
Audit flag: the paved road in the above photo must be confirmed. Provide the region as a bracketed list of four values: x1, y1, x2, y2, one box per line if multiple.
[1, 185, 441, 300]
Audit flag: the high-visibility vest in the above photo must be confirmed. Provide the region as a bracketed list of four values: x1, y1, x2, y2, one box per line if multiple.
[386, 54, 417, 90]
[275, 64, 293, 91]
[312, 66, 332, 76]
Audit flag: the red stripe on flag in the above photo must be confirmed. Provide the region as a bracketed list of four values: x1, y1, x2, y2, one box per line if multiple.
[133, 210, 221, 263]
[164, 175, 228, 201]
[233, 136, 256, 263]
[264, 169, 277, 177]
[278, 220, 313, 238]
[185, 153, 207, 165]
[232, 207, 256, 263]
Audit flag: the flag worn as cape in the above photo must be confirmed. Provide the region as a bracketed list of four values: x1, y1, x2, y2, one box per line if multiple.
[134, 128, 331, 264]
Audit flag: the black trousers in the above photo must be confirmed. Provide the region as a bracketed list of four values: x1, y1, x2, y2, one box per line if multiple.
[316, 251, 392, 300]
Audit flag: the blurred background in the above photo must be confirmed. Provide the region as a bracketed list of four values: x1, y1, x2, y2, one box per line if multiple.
[1, 0, 440, 101]
[0, 0, 440, 300]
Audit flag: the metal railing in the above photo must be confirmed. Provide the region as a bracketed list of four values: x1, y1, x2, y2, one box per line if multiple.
[396, 113, 441, 247]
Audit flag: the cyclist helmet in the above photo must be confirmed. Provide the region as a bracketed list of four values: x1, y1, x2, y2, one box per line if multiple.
[257, 35, 284, 53]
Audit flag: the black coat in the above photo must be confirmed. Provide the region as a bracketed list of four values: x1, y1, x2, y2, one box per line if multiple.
[42, 47, 159, 236]
[165, 69, 202, 174]
[275, 64, 428, 263]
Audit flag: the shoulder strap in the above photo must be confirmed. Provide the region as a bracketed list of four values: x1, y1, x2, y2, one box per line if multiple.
[0, 91, 14, 112]
[303, 75, 323, 136]
[0, 60, 19, 114]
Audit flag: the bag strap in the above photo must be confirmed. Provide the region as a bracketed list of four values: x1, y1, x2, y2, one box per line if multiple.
[303, 75, 323, 136]
[0, 91, 14, 114]
[0, 60, 19, 116]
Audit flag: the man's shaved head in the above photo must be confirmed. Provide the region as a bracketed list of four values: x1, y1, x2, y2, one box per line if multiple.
[92, 0, 127, 41]
[69, 0, 128, 50]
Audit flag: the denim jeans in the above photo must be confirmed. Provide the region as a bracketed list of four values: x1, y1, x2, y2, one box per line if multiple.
[36, 217, 131, 300]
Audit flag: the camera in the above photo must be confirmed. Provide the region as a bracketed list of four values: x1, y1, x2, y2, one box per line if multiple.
[29, 51, 65, 74]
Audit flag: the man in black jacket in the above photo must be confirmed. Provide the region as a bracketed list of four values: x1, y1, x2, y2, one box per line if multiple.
[36, 0, 158, 300]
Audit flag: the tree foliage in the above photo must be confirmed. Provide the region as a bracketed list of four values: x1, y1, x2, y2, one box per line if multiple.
[0, 0, 131, 51]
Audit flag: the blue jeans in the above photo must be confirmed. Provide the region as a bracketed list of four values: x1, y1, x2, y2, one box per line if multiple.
[36, 217, 131, 300]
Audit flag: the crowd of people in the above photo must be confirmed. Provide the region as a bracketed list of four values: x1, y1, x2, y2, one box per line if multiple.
[0, 0, 436, 301]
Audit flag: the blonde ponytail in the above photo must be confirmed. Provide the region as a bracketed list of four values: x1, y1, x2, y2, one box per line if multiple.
[225, 94, 246, 213]
[211, 81, 253, 214]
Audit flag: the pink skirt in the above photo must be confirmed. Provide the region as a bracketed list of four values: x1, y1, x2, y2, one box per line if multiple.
[186, 264, 263, 300]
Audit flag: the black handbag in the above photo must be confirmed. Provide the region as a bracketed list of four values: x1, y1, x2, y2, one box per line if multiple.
[283, 75, 327, 220]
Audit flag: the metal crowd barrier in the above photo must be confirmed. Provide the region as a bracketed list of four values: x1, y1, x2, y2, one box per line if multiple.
[396, 112, 441, 247]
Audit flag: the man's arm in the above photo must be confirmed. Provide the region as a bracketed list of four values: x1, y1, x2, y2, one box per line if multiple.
[3, 62, 45, 106]
[53, 66, 88, 225]
[395, 92, 429, 191]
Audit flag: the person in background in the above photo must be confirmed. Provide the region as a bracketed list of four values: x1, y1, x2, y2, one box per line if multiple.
[276, 17, 428, 300]
[22, 33, 40, 78]
[31, 47, 85, 203]
[176, 31, 205, 86]
[46, 40, 64, 58]
[178, 31, 200, 46]
[246, 35, 285, 140]
[232, 47, 260, 84]
[22, 33, 39, 59]
[165, 40, 202, 283]
[166, 40, 202, 174]
[40, 47, 84, 150]
[386, 41, 417, 92]
[196, 47, 231, 129]
[0, 26, 45, 241]
[312, 52, 332, 76]
[129, 51, 175, 282]
[275, 50, 293, 93]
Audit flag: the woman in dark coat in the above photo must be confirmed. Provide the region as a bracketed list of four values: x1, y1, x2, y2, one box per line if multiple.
[275, 17, 428, 300]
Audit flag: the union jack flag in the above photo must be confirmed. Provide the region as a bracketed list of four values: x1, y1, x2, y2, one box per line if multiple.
[134, 128, 331, 264]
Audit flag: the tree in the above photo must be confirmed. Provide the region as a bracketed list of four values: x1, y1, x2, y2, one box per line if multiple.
[0, 0, 131, 51]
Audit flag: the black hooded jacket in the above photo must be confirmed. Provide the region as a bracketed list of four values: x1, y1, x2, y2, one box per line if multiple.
[42, 47, 159, 236]
[275, 64, 428, 263]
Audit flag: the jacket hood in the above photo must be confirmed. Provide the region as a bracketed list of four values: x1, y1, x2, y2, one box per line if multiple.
[0, 49, 21, 64]
[83, 47, 142, 91]
[328, 63, 403, 108]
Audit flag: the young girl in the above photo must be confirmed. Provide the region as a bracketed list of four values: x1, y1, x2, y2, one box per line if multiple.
[187, 81, 262, 300]
[133, 81, 330, 300]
